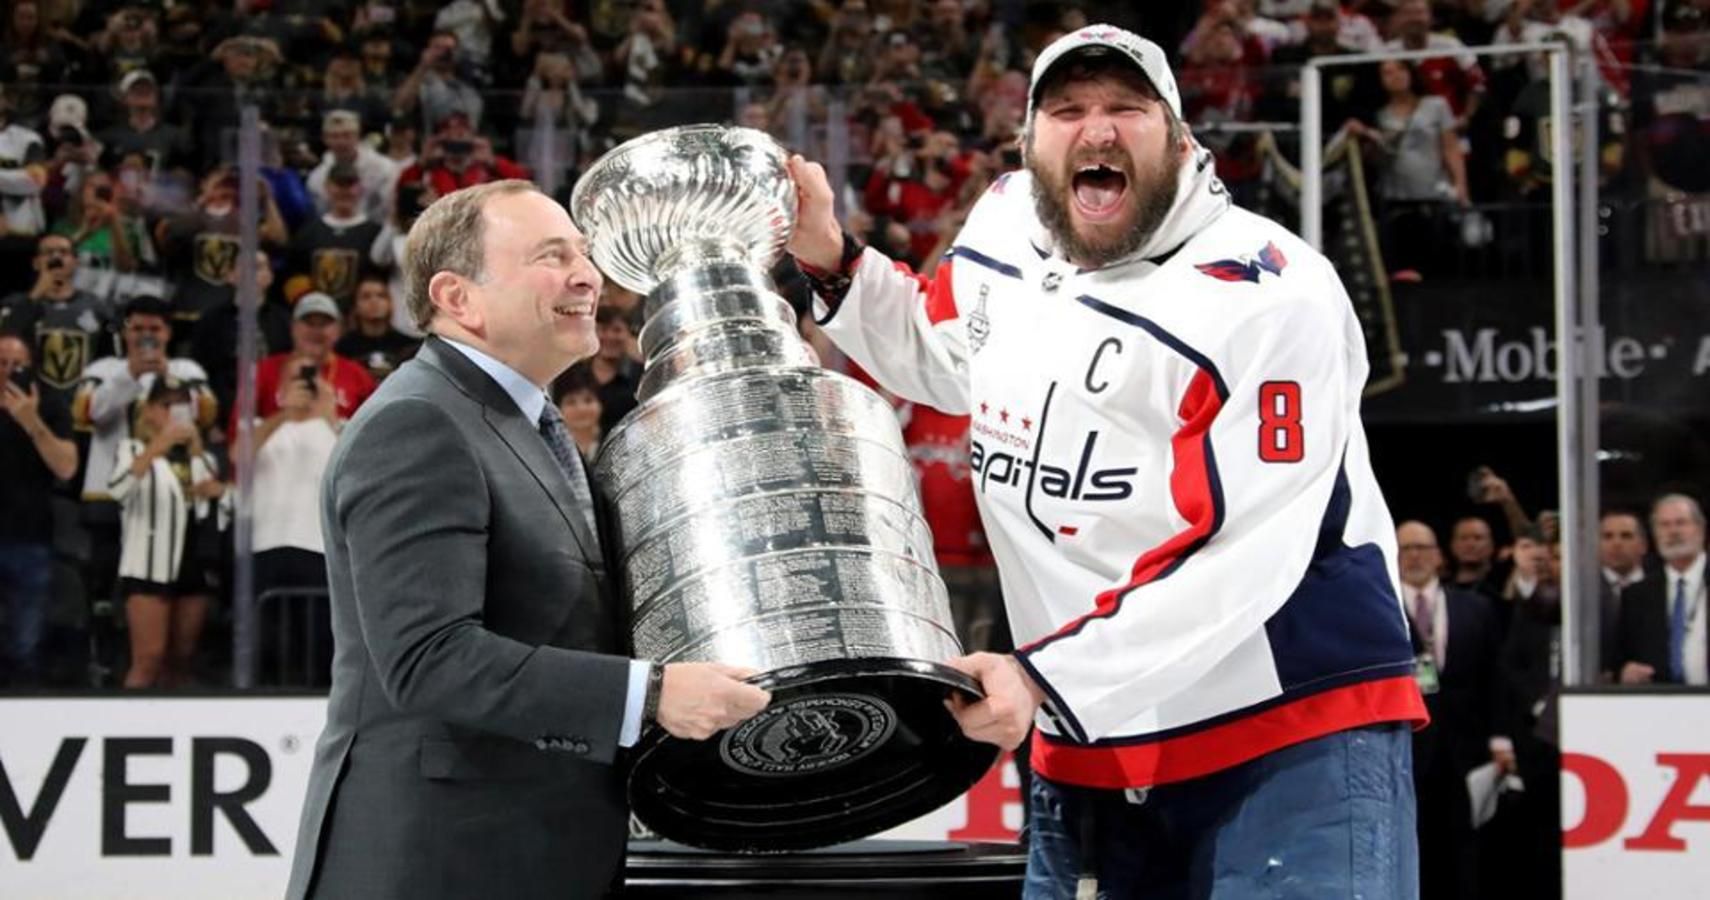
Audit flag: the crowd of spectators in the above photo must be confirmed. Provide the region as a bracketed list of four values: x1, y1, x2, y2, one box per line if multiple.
[0, 0, 1696, 668]
[1391, 469, 1707, 900]
[0, 2, 1705, 892]
[0, 0, 1700, 659]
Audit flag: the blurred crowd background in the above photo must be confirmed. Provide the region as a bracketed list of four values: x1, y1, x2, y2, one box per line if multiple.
[0, 2, 1707, 896]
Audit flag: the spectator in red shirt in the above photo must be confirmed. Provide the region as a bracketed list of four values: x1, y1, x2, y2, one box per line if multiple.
[864, 130, 966, 263]
[397, 112, 529, 200]
[241, 294, 376, 441]
[233, 292, 375, 683]
[1181, 0, 1283, 65]
[900, 400, 1004, 651]
[1180, 19, 1263, 197]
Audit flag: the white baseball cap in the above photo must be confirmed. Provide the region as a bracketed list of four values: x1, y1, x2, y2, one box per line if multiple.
[1027, 24, 1182, 123]
[293, 292, 341, 321]
[48, 94, 89, 132]
[117, 69, 158, 95]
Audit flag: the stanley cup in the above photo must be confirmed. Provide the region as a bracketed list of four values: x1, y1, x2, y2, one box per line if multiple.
[572, 125, 997, 852]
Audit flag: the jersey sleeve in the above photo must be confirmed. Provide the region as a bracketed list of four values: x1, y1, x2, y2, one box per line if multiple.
[0, 134, 45, 197]
[1016, 261, 1365, 742]
[813, 247, 971, 414]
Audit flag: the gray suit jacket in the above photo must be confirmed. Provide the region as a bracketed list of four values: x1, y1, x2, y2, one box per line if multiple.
[286, 336, 632, 899]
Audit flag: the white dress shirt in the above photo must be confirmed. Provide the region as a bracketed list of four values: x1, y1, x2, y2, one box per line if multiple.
[1603, 565, 1645, 594]
[444, 338, 651, 746]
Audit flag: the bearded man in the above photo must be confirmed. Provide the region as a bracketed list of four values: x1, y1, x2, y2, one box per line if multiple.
[786, 24, 1424, 898]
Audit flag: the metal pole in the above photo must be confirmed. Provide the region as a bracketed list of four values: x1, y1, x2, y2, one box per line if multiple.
[826, 95, 850, 221]
[1294, 41, 1567, 67]
[1570, 51, 1603, 685]
[1300, 40, 1604, 682]
[232, 105, 262, 688]
[533, 101, 560, 200]
[1301, 64, 1323, 249]
[1547, 47, 1584, 685]
[1298, 41, 1576, 249]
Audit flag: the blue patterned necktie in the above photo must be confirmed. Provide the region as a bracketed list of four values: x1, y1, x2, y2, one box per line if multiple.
[538, 403, 600, 543]
[1669, 577, 1688, 683]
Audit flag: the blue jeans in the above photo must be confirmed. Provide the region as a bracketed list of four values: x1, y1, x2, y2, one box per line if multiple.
[1025, 723, 1418, 900]
[0, 540, 53, 683]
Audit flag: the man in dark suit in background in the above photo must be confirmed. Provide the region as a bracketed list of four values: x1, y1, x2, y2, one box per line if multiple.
[287, 179, 771, 899]
[1600, 509, 1650, 598]
[1491, 532, 1566, 900]
[1396, 520, 1503, 900]
[1596, 509, 1650, 668]
[1612, 494, 1708, 687]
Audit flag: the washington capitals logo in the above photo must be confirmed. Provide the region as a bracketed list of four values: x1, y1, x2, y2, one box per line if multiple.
[1195, 241, 1288, 284]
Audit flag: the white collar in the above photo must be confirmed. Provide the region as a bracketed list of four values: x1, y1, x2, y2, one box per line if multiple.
[1603, 566, 1644, 586]
[1665, 553, 1707, 589]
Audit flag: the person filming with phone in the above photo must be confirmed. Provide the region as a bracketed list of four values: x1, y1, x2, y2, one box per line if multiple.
[234, 292, 374, 680]
[0, 334, 78, 686]
[75, 296, 213, 653]
[398, 111, 528, 200]
[0, 233, 110, 417]
[110, 376, 225, 688]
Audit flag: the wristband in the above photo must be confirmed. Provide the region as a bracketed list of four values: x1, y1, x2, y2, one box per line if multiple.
[642, 662, 664, 725]
[796, 229, 865, 306]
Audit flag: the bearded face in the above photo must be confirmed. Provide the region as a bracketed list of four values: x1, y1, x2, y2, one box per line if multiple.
[1024, 65, 1185, 269]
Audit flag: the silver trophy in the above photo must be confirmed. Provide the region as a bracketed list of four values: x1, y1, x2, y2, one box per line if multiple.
[573, 125, 997, 852]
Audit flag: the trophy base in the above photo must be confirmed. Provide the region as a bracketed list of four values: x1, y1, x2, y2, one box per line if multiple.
[628, 658, 1001, 853]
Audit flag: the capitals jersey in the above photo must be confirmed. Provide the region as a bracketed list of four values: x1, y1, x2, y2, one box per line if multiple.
[817, 164, 1425, 789]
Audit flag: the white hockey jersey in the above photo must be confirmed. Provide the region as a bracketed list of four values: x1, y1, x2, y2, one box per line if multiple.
[73, 356, 216, 500]
[817, 153, 1425, 789]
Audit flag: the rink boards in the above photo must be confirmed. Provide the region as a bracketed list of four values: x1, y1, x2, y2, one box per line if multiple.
[2, 693, 1706, 899]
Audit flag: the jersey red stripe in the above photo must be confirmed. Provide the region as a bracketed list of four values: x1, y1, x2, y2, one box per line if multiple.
[916, 257, 958, 325]
[1029, 675, 1428, 789]
[1020, 367, 1224, 653]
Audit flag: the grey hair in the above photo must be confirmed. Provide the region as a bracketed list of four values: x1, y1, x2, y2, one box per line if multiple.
[1652, 493, 1708, 530]
[402, 179, 539, 332]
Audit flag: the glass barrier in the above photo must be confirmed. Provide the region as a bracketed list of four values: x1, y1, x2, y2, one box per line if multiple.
[0, 38, 1705, 697]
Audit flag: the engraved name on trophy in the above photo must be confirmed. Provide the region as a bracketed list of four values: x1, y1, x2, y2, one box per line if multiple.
[573, 125, 998, 852]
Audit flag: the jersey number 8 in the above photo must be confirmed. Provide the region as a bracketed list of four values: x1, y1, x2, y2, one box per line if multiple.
[1258, 381, 1303, 463]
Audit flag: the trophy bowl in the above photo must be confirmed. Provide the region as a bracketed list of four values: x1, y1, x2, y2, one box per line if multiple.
[574, 125, 998, 852]
[570, 125, 797, 296]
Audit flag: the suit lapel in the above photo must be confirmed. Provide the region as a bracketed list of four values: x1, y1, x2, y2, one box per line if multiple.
[417, 337, 602, 565]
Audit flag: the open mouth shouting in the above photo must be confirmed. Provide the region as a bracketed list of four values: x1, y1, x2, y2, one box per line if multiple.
[1071, 162, 1130, 223]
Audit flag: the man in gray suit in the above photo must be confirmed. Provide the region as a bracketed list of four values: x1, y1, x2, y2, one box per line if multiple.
[287, 179, 771, 899]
